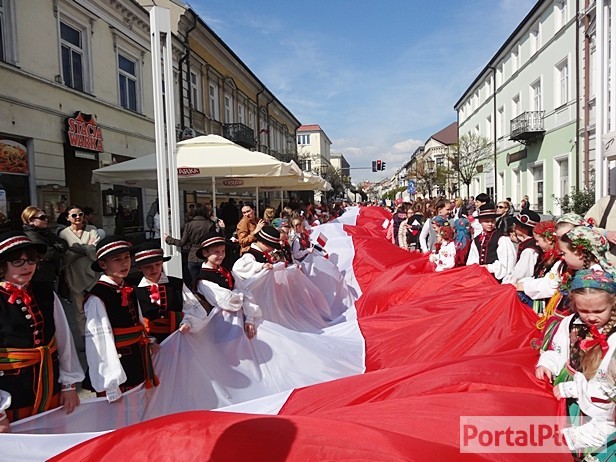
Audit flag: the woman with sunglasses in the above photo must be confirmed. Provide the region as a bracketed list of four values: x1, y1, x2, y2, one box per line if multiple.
[21, 206, 68, 294]
[58, 206, 100, 355]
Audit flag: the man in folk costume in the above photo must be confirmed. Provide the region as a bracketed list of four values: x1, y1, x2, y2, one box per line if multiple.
[466, 204, 516, 281]
[133, 241, 207, 344]
[0, 232, 84, 432]
[233, 226, 281, 280]
[84, 236, 158, 403]
[503, 210, 543, 284]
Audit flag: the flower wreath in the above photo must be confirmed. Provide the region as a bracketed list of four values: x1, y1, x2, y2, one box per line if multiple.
[586, 217, 596, 227]
[534, 221, 556, 242]
[570, 235, 593, 255]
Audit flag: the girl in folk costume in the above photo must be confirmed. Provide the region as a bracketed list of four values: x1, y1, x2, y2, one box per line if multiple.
[194, 233, 261, 339]
[289, 218, 313, 263]
[514, 221, 560, 314]
[465, 204, 517, 281]
[133, 241, 207, 344]
[84, 236, 158, 403]
[0, 232, 83, 432]
[429, 226, 456, 272]
[272, 218, 293, 265]
[503, 210, 543, 284]
[535, 270, 616, 454]
[452, 217, 472, 267]
[233, 226, 281, 280]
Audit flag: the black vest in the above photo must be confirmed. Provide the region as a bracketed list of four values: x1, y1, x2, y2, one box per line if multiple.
[518, 238, 543, 275]
[474, 229, 504, 265]
[247, 247, 269, 264]
[135, 277, 184, 320]
[0, 283, 60, 409]
[196, 267, 235, 290]
[86, 281, 146, 388]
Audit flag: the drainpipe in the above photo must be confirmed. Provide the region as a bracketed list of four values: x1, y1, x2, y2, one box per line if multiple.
[265, 95, 274, 155]
[488, 66, 497, 201]
[575, 0, 582, 189]
[255, 87, 265, 151]
[178, 11, 197, 131]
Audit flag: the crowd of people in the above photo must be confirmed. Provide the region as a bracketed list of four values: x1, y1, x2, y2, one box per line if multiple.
[0, 197, 347, 433]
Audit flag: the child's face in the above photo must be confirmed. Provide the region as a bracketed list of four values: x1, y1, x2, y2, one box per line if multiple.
[572, 291, 613, 328]
[534, 234, 553, 252]
[559, 242, 585, 269]
[255, 241, 274, 253]
[293, 222, 304, 233]
[3, 252, 37, 286]
[139, 260, 163, 282]
[204, 244, 225, 267]
[479, 218, 496, 233]
[99, 251, 132, 280]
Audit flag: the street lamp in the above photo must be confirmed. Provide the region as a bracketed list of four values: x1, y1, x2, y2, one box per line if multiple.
[427, 159, 435, 198]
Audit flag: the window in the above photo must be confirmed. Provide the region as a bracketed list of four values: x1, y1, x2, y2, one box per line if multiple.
[530, 23, 541, 55]
[60, 19, 86, 91]
[555, 59, 569, 107]
[554, 0, 567, 31]
[297, 134, 310, 145]
[496, 63, 504, 87]
[486, 115, 492, 140]
[238, 103, 245, 124]
[0, 0, 16, 64]
[209, 83, 219, 120]
[118, 53, 138, 111]
[511, 46, 519, 74]
[531, 79, 542, 111]
[511, 94, 520, 119]
[190, 70, 202, 111]
[248, 111, 254, 129]
[224, 95, 233, 123]
[531, 164, 544, 213]
[474, 124, 480, 135]
[497, 106, 505, 138]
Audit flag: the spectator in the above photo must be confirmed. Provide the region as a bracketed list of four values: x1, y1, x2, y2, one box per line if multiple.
[495, 200, 511, 234]
[236, 203, 265, 255]
[220, 198, 240, 238]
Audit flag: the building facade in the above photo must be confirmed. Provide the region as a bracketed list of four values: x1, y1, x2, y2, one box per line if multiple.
[454, 0, 577, 214]
[296, 124, 333, 203]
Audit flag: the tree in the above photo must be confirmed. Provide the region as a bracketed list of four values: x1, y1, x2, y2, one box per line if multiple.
[452, 133, 493, 197]
[320, 165, 347, 200]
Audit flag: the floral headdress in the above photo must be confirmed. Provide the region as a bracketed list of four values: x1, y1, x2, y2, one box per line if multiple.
[453, 217, 472, 250]
[556, 213, 587, 227]
[564, 226, 615, 274]
[439, 226, 454, 242]
[432, 216, 449, 227]
[570, 269, 616, 293]
[534, 220, 556, 242]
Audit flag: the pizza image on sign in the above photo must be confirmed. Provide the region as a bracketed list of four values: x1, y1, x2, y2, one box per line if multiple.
[0, 140, 28, 174]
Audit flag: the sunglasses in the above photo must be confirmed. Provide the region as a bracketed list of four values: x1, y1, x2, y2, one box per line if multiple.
[496, 205, 507, 209]
[9, 258, 39, 267]
[34, 215, 48, 221]
[70, 212, 85, 219]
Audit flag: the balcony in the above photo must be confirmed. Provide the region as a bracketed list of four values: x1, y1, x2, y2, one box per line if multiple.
[223, 123, 255, 149]
[509, 111, 545, 145]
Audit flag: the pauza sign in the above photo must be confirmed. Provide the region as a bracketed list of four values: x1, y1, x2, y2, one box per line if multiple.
[65, 112, 104, 152]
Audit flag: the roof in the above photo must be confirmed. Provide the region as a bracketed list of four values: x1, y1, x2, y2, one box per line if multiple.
[429, 122, 458, 145]
[298, 125, 323, 132]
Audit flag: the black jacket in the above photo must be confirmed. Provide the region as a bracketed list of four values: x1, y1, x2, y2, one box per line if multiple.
[23, 224, 68, 283]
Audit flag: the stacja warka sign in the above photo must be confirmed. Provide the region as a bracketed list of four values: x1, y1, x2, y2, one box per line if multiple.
[65, 112, 104, 152]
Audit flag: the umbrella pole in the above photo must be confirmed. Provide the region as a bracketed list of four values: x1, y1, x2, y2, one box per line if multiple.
[255, 186, 259, 217]
[211, 176, 216, 217]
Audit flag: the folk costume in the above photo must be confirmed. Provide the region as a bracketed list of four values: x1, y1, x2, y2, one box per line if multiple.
[0, 232, 84, 423]
[537, 270, 616, 452]
[84, 237, 157, 403]
[466, 205, 516, 281]
[234, 226, 282, 279]
[290, 228, 312, 263]
[429, 226, 456, 272]
[133, 242, 207, 344]
[398, 212, 424, 251]
[503, 210, 543, 284]
[194, 233, 261, 326]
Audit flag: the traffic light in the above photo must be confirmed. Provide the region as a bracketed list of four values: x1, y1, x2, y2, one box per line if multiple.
[381, 161, 386, 170]
[376, 159, 382, 171]
[372, 161, 377, 172]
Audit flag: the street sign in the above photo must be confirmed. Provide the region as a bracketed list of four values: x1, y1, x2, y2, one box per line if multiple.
[407, 180, 416, 194]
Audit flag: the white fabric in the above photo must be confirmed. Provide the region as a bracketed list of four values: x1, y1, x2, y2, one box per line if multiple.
[2, 217, 365, 460]
[502, 245, 539, 284]
[195, 275, 261, 324]
[519, 260, 562, 300]
[232, 244, 267, 279]
[466, 235, 516, 280]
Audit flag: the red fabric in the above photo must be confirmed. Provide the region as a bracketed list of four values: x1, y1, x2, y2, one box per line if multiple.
[53, 207, 573, 462]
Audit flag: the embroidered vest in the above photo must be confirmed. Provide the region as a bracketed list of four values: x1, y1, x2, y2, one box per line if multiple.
[473, 229, 504, 265]
[196, 267, 235, 291]
[247, 247, 270, 264]
[135, 277, 184, 320]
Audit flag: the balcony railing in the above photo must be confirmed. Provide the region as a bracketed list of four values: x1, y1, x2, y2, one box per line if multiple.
[223, 123, 255, 149]
[509, 111, 545, 144]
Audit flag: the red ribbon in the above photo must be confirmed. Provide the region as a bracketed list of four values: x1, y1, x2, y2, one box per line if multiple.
[119, 285, 133, 307]
[5, 283, 32, 306]
[217, 267, 234, 290]
[579, 325, 609, 355]
[149, 284, 161, 304]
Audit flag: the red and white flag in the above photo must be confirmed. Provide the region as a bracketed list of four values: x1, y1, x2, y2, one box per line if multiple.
[315, 232, 328, 248]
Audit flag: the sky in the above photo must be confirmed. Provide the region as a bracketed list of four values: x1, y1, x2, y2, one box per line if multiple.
[189, 0, 537, 182]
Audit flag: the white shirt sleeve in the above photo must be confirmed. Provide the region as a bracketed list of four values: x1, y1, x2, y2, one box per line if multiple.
[536, 316, 570, 376]
[435, 242, 456, 272]
[0, 390, 10, 415]
[419, 220, 431, 253]
[196, 279, 244, 312]
[486, 236, 517, 280]
[84, 295, 126, 402]
[520, 261, 562, 300]
[53, 293, 85, 386]
[232, 253, 264, 279]
[466, 241, 479, 266]
[502, 247, 538, 284]
[179, 283, 208, 332]
[562, 418, 616, 451]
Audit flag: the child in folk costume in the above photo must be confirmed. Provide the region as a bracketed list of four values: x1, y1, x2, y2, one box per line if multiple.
[452, 217, 472, 267]
[503, 210, 543, 284]
[84, 236, 158, 403]
[465, 204, 517, 281]
[272, 218, 293, 265]
[0, 232, 83, 432]
[233, 226, 281, 279]
[289, 218, 313, 263]
[429, 226, 456, 272]
[194, 232, 261, 339]
[399, 202, 425, 251]
[535, 270, 616, 453]
[133, 241, 207, 344]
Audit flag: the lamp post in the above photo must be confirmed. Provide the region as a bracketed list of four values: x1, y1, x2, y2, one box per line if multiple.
[427, 159, 435, 198]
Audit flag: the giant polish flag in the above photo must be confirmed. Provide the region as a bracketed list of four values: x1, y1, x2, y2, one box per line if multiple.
[1, 207, 571, 461]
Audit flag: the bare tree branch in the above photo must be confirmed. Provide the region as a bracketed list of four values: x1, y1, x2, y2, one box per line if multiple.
[451, 133, 493, 195]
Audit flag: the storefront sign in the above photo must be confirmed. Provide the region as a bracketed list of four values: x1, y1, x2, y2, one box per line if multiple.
[65, 112, 104, 152]
[0, 139, 29, 174]
[177, 167, 200, 176]
[222, 179, 244, 186]
[506, 150, 527, 165]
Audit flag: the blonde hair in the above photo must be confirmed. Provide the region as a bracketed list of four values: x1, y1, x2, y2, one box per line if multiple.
[571, 287, 616, 380]
[263, 207, 276, 223]
[21, 206, 41, 224]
